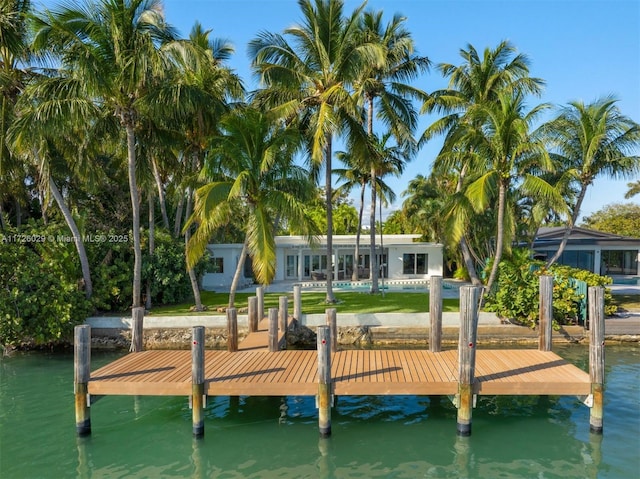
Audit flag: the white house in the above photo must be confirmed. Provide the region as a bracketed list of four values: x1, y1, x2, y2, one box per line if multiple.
[201, 234, 444, 290]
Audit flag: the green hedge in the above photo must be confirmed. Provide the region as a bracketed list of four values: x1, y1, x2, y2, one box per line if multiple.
[484, 249, 616, 328]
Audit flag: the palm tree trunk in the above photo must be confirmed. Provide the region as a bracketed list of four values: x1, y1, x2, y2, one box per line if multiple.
[352, 181, 366, 281]
[228, 239, 249, 308]
[173, 192, 185, 238]
[546, 185, 587, 267]
[325, 134, 336, 303]
[367, 96, 379, 293]
[125, 122, 143, 309]
[185, 186, 204, 311]
[152, 157, 170, 230]
[0, 204, 5, 230]
[146, 190, 155, 310]
[456, 164, 481, 285]
[484, 181, 507, 294]
[379, 192, 385, 295]
[49, 177, 93, 299]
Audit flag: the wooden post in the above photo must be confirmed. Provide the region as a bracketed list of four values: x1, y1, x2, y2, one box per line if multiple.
[227, 307, 238, 352]
[539, 275, 553, 351]
[317, 325, 332, 437]
[192, 326, 205, 438]
[588, 286, 605, 435]
[293, 284, 302, 320]
[279, 296, 289, 332]
[457, 286, 479, 436]
[429, 276, 443, 352]
[256, 286, 265, 321]
[130, 306, 144, 352]
[74, 325, 91, 437]
[268, 308, 279, 352]
[326, 308, 337, 353]
[248, 296, 258, 332]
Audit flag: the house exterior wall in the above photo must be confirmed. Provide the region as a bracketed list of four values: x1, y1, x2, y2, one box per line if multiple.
[201, 235, 444, 289]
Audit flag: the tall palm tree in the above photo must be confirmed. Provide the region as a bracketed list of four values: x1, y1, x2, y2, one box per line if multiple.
[32, 0, 179, 350]
[0, 0, 33, 228]
[185, 106, 318, 307]
[334, 149, 369, 281]
[543, 97, 640, 266]
[157, 21, 243, 310]
[249, 0, 383, 303]
[422, 41, 544, 285]
[455, 91, 559, 293]
[354, 10, 430, 293]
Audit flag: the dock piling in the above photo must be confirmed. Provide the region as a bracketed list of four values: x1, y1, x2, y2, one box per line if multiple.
[268, 308, 279, 352]
[588, 286, 605, 435]
[248, 296, 258, 333]
[539, 275, 553, 351]
[429, 276, 443, 352]
[227, 307, 238, 352]
[279, 296, 289, 333]
[74, 325, 91, 437]
[130, 306, 144, 352]
[192, 326, 205, 438]
[326, 308, 337, 353]
[317, 325, 332, 438]
[457, 286, 480, 436]
[293, 284, 302, 320]
[256, 286, 265, 321]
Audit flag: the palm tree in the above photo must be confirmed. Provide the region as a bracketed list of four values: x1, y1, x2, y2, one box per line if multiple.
[32, 0, 179, 350]
[455, 91, 559, 293]
[186, 106, 318, 307]
[543, 97, 640, 266]
[354, 10, 430, 293]
[334, 149, 369, 281]
[422, 41, 544, 285]
[157, 22, 243, 310]
[249, 0, 383, 303]
[0, 0, 33, 228]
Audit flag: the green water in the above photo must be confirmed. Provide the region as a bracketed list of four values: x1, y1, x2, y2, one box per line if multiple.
[1, 345, 638, 478]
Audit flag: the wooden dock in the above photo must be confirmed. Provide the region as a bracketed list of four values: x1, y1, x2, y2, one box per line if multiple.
[87, 348, 591, 398]
[74, 283, 606, 438]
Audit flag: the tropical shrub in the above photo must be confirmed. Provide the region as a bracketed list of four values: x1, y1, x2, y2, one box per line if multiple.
[0, 224, 92, 347]
[484, 249, 616, 327]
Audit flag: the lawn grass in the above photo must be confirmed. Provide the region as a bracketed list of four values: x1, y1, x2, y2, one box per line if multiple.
[149, 291, 460, 316]
[611, 294, 640, 312]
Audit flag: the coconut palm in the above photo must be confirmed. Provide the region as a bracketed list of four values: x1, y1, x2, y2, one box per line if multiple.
[0, 0, 34, 228]
[543, 97, 640, 266]
[335, 149, 369, 281]
[155, 21, 243, 310]
[249, 0, 383, 303]
[354, 10, 430, 293]
[185, 106, 318, 308]
[422, 41, 544, 285]
[32, 0, 179, 350]
[453, 91, 561, 293]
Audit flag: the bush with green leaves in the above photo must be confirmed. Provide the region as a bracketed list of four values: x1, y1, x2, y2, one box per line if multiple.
[89, 229, 208, 311]
[0, 224, 92, 347]
[484, 249, 616, 328]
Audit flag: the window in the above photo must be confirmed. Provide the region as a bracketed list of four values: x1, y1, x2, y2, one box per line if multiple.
[557, 250, 594, 272]
[602, 250, 639, 275]
[208, 257, 224, 274]
[403, 253, 428, 274]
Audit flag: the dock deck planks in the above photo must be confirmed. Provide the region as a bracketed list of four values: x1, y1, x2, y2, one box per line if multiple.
[88, 348, 591, 398]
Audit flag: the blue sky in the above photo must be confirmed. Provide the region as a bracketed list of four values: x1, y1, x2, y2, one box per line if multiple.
[38, 0, 640, 220]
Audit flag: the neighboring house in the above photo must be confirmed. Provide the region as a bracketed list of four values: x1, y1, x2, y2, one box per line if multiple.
[201, 234, 444, 290]
[532, 226, 640, 276]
